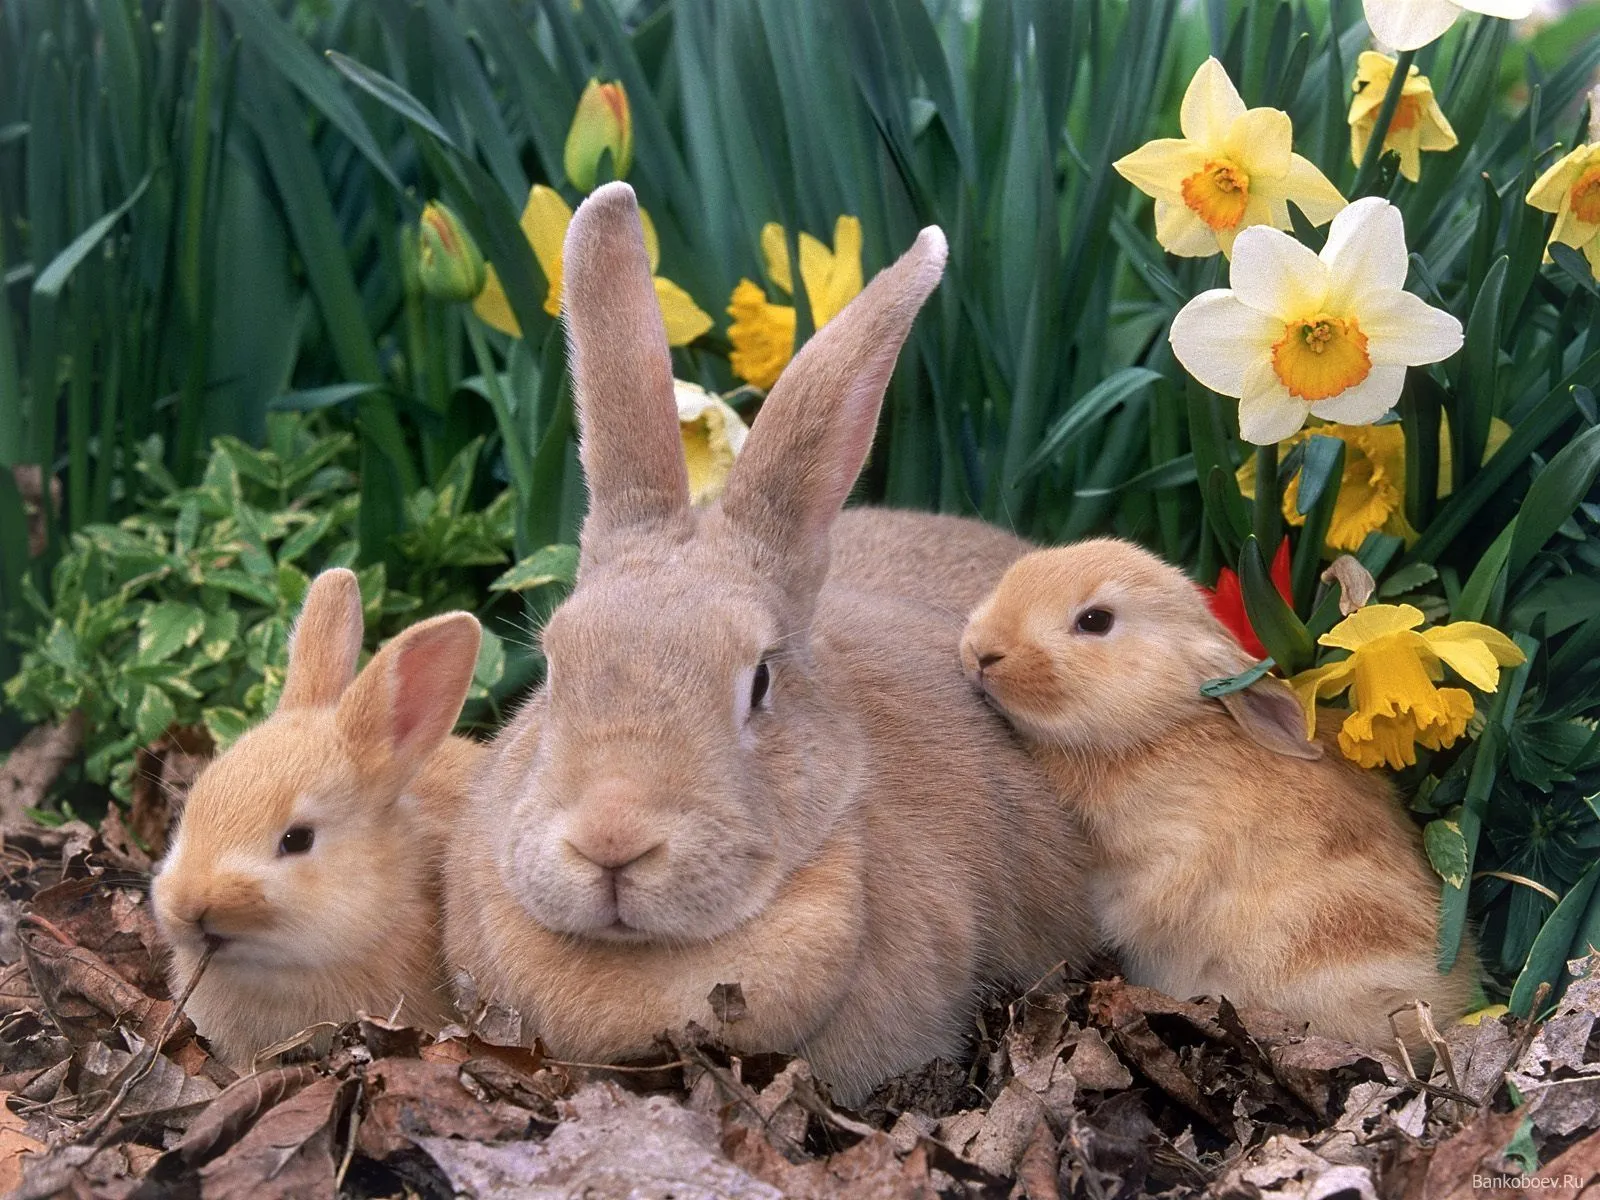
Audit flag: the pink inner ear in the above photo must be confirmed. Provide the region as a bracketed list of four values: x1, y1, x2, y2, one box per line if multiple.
[390, 642, 446, 752]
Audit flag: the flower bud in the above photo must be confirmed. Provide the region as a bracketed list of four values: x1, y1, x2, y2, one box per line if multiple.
[416, 202, 486, 302]
[564, 80, 633, 193]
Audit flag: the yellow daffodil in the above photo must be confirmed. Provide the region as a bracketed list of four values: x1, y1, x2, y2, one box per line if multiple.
[1363, 0, 1534, 53]
[1236, 415, 1512, 552]
[564, 80, 633, 194]
[728, 216, 863, 389]
[1170, 197, 1463, 444]
[1113, 57, 1346, 258]
[1290, 604, 1525, 769]
[1349, 53, 1458, 182]
[674, 379, 748, 505]
[472, 185, 712, 345]
[1528, 132, 1600, 275]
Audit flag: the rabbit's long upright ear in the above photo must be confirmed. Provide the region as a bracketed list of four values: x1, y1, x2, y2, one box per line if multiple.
[279, 569, 364, 710]
[720, 226, 947, 595]
[561, 182, 689, 551]
[336, 613, 481, 783]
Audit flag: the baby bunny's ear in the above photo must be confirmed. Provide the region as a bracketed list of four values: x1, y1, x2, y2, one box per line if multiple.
[336, 613, 482, 782]
[1218, 677, 1325, 761]
[720, 226, 948, 597]
[561, 183, 690, 551]
[279, 568, 364, 710]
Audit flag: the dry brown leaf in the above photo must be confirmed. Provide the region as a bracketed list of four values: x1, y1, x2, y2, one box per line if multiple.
[197, 1074, 351, 1199]
[417, 1081, 782, 1198]
[1401, 1107, 1529, 1200]
[357, 1056, 533, 1159]
[1013, 1117, 1060, 1200]
[0, 1093, 46, 1196]
[16, 921, 189, 1049]
[76, 1037, 219, 1124]
[724, 1123, 935, 1200]
[154, 1064, 321, 1177]
[27, 879, 167, 997]
[1536, 1126, 1600, 1199]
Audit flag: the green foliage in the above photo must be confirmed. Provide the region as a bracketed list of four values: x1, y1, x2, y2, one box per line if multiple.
[2, 416, 526, 797]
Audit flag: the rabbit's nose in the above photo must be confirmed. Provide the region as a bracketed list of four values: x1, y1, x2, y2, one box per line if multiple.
[563, 834, 662, 874]
[976, 651, 1005, 672]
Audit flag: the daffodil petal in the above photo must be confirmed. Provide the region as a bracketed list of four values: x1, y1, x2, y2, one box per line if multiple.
[1552, 208, 1600, 253]
[639, 208, 661, 273]
[1323, 197, 1409, 309]
[1169, 291, 1280, 396]
[1320, 602, 1426, 651]
[1420, 635, 1502, 691]
[1225, 107, 1293, 178]
[1252, 154, 1348, 226]
[523, 185, 572, 294]
[1527, 147, 1589, 214]
[1179, 57, 1247, 147]
[1290, 659, 1357, 736]
[1306, 364, 1407, 426]
[1154, 199, 1225, 257]
[799, 216, 863, 327]
[1239, 357, 1310, 444]
[759, 223, 794, 296]
[1363, 0, 1464, 51]
[472, 266, 522, 338]
[654, 276, 714, 346]
[1229, 225, 1329, 318]
[1423, 624, 1527, 691]
[1113, 139, 1209, 203]
[1358, 289, 1464, 366]
[1458, 0, 1533, 17]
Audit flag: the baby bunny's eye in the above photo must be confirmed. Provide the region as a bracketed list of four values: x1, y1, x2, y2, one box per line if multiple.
[278, 826, 315, 856]
[750, 662, 771, 709]
[1075, 607, 1114, 635]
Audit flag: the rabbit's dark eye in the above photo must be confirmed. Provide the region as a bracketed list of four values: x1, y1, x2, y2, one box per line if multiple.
[1075, 608, 1114, 635]
[278, 826, 315, 856]
[750, 662, 771, 709]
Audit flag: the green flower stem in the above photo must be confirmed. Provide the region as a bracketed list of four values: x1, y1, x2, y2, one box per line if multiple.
[1252, 441, 1284, 552]
[1352, 49, 1416, 196]
[463, 317, 534, 505]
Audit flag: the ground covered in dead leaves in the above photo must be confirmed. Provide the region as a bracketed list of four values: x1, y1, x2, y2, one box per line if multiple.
[1, 731, 1598, 1197]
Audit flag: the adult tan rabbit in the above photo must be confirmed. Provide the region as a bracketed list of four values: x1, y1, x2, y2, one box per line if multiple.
[444, 184, 1096, 1104]
[959, 539, 1479, 1056]
[153, 569, 485, 1067]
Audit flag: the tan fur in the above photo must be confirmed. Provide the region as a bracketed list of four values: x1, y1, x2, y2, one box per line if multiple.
[959, 540, 1479, 1055]
[152, 571, 485, 1067]
[442, 185, 1095, 1105]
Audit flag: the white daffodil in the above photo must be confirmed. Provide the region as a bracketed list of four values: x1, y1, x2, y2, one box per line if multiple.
[1169, 197, 1463, 445]
[674, 380, 749, 506]
[1113, 57, 1346, 258]
[1362, 0, 1533, 53]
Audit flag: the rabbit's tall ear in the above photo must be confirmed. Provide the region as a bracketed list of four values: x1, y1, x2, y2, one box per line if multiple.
[336, 613, 481, 782]
[720, 227, 947, 596]
[561, 182, 690, 550]
[279, 569, 364, 710]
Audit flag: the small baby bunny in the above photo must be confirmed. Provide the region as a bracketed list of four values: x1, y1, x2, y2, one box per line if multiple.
[444, 183, 1096, 1105]
[153, 569, 485, 1067]
[959, 539, 1479, 1055]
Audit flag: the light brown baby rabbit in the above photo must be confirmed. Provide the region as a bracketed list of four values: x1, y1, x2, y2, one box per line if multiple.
[443, 183, 1097, 1106]
[959, 539, 1478, 1056]
[153, 569, 485, 1067]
